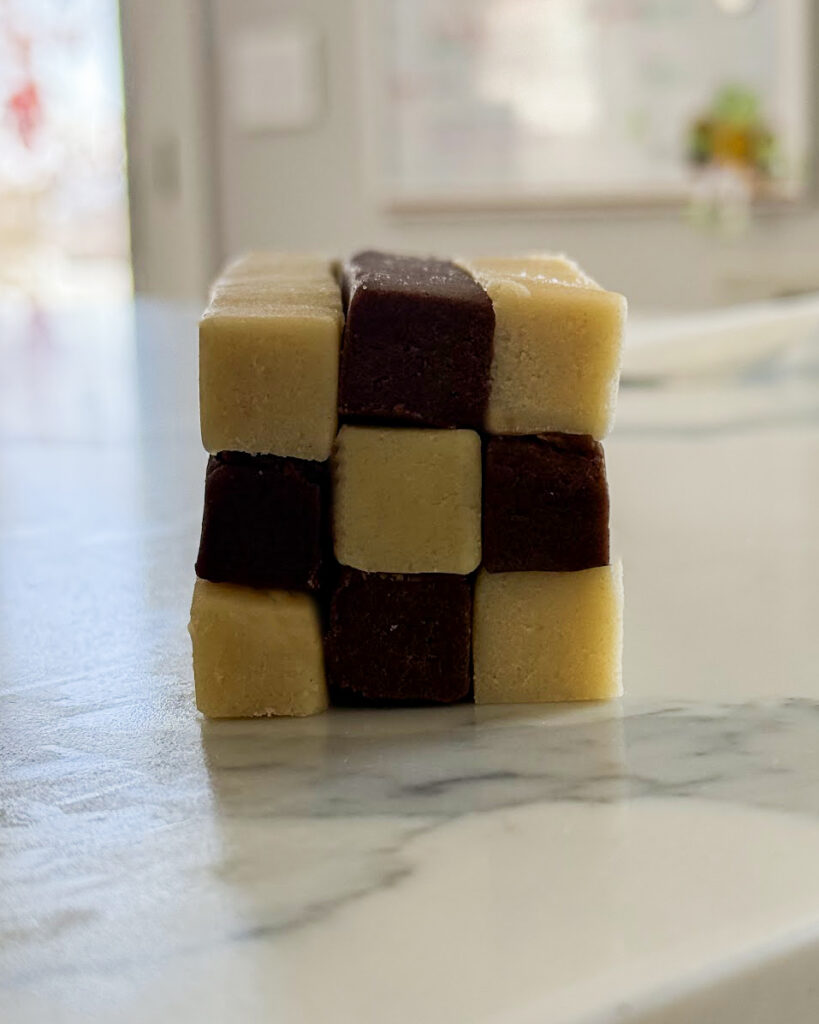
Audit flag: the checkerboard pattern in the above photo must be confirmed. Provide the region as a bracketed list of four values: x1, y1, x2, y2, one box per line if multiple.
[189, 251, 625, 717]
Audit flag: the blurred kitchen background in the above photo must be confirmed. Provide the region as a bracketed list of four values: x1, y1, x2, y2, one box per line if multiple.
[1, 0, 817, 312]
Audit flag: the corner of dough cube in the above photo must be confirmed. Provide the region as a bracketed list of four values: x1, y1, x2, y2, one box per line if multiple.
[473, 563, 623, 704]
[332, 425, 482, 574]
[462, 255, 626, 440]
[189, 579, 328, 718]
[199, 253, 342, 461]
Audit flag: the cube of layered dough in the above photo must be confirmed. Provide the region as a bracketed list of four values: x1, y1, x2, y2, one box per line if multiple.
[483, 433, 609, 573]
[332, 426, 482, 574]
[460, 255, 626, 440]
[325, 570, 472, 704]
[339, 250, 494, 428]
[195, 453, 326, 591]
[217, 251, 335, 283]
[189, 579, 327, 718]
[199, 253, 342, 460]
[473, 564, 623, 703]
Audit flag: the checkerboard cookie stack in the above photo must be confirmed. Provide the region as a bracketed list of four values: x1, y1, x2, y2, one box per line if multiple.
[189, 251, 626, 717]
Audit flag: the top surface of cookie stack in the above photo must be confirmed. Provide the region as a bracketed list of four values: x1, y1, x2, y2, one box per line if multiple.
[192, 249, 626, 717]
[200, 250, 625, 451]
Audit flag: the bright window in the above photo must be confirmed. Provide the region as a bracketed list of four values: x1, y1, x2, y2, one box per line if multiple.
[0, 0, 131, 304]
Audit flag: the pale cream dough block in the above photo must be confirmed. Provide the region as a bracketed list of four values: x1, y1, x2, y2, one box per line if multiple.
[189, 579, 328, 718]
[199, 253, 343, 460]
[332, 425, 482, 574]
[473, 563, 623, 704]
[217, 251, 336, 282]
[459, 255, 626, 440]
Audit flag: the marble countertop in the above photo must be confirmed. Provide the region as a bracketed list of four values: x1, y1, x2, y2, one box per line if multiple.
[2, 299, 819, 1023]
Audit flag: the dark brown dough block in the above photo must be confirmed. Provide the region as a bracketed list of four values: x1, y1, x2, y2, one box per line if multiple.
[338, 250, 494, 429]
[195, 452, 326, 591]
[483, 434, 609, 573]
[324, 569, 472, 704]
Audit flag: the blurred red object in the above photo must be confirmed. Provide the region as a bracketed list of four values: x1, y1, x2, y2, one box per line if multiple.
[6, 80, 42, 149]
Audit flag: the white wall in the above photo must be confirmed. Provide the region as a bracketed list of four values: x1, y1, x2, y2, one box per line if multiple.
[126, 0, 819, 310]
[209, 0, 819, 311]
[120, 0, 217, 301]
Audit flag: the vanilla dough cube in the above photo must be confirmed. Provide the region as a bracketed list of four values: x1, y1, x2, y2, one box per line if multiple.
[461, 255, 626, 440]
[189, 579, 327, 718]
[473, 564, 623, 704]
[332, 426, 482, 574]
[199, 253, 343, 460]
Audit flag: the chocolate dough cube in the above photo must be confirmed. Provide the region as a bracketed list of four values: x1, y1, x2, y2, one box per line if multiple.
[189, 580, 327, 718]
[483, 434, 609, 573]
[473, 565, 623, 704]
[195, 452, 325, 591]
[332, 425, 482, 574]
[339, 250, 494, 428]
[459, 255, 626, 439]
[200, 253, 342, 460]
[325, 569, 472, 703]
